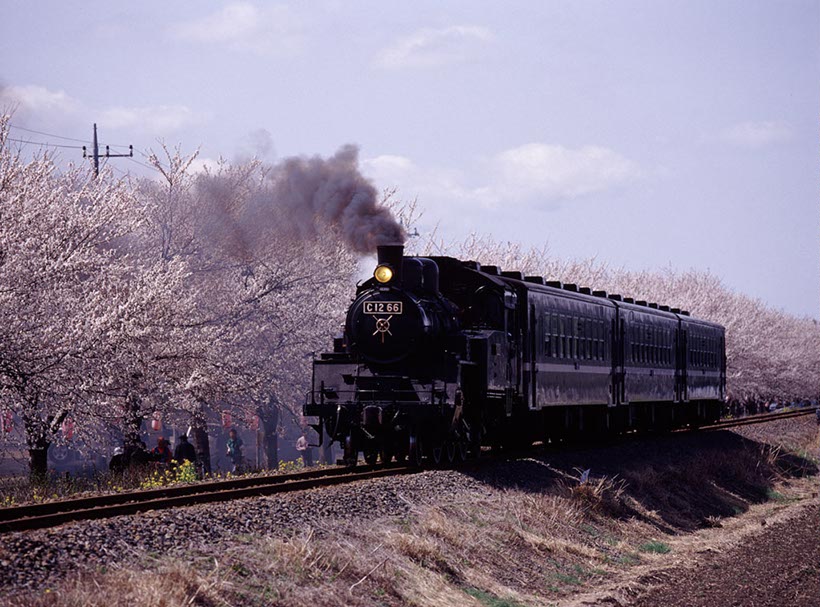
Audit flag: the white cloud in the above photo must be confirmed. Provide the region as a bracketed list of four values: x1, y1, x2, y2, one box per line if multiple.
[720, 121, 792, 148]
[483, 143, 641, 203]
[188, 156, 221, 175]
[363, 154, 472, 202]
[172, 2, 301, 55]
[363, 154, 416, 180]
[374, 25, 493, 69]
[99, 105, 206, 134]
[0, 84, 82, 116]
[365, 143, 640, 215]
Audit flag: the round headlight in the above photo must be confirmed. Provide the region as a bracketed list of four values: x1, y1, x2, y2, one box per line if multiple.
[374, 264, 394, 283]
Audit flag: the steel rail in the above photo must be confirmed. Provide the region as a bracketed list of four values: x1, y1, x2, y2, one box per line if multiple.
[699, 407, 818, 432]
[0, 464, 416, 534]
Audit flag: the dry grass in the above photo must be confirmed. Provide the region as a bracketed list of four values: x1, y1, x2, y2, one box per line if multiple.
[7, 562, 228, 607]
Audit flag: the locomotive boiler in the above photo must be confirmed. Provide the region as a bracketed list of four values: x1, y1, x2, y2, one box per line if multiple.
[304, 245, 726, 465]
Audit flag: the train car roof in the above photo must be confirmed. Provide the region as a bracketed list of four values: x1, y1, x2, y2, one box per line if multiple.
[429, 255, 723, 329]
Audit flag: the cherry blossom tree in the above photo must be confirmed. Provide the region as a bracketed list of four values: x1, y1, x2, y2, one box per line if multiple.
[0, 114, 185, 479]
[133, 146, 358, 469]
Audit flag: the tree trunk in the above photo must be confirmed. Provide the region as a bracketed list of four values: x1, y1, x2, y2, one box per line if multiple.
[28, 443, 49, 483]
[123, 392, 144, 450]
[258, 397, 279, 470]
[192, 405, 212, 475]
[22, 403, 58, 484]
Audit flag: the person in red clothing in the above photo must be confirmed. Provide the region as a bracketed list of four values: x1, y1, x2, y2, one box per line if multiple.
[152, 436, 172, 464]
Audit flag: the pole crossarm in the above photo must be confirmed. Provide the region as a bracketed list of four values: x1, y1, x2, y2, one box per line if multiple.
[81, 123, 133, 177]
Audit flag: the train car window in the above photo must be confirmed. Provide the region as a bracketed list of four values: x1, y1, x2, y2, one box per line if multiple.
[710, 337, 715, 368]
[659, 329, 664, 366]
[592, 321, 599, 360]
[543, 314, 551, 358]
[692, 334, 697, 367]
[472, 288, 504, 329]
[558, 315, 565, 359]
[563, 324, 569, 359]
[572, 318, 577, 360]
[654, 328, 659, 365]
[589, 321, 594, 361]
[594, 321, 599, 361]
[710, 337, 714, 367]
[644, 326, 650, 364]
[693, 335, 698, 367]
[640, 326, 646, 364]
[544, 314, 552, 358]
[579, 318, 587, 360]
[638, 330, 644, 364]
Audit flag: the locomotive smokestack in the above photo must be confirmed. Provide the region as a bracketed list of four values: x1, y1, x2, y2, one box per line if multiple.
[377, 244, 404, 284]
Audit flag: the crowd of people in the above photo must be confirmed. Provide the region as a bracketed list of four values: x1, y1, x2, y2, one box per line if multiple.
[108, 427, 317, 478]
[722, 397, 818, 418]
[109, 432, 200, 476]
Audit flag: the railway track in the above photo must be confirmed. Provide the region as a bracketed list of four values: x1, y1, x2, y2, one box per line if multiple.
[700, 406, 817, 432]
[0, 463, 417, 534]
[1, 407, 814, 535]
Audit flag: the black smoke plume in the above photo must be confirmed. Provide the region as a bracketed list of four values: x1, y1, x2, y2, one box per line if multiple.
[197, 144, 405, 258]
[271, 144, 405, 252]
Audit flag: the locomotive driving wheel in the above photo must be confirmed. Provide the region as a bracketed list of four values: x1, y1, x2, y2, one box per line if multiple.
[363, 446, 379, 466]
[445, 441, 457, 465]
[408, 433, 423, 467]
[379, 442, 394, 464]
[457, 438, 469, 462]
[393, 438, 408, 464]
[343, 434, 357, 466]
[430, 441, 444, 466]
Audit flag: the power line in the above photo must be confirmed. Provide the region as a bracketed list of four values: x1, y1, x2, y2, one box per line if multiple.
[6, 136, 85, 150]
[135, 149, 170, 171]
[126, 156, 158, 172]
[9, 123, 92, 144]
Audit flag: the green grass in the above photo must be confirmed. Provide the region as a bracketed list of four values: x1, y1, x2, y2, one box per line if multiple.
[765, 488, 798, 503]
[464, 587, 527, 607]
[615, 552, 640, 566]
[639, 541, 671, 554]
[553, 572, 583, 586]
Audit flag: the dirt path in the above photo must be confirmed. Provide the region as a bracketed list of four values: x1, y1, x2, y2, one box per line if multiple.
[629, 501, 819, 607]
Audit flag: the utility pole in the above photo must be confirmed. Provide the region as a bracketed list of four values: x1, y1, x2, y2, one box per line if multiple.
[82, 123, 133, 177]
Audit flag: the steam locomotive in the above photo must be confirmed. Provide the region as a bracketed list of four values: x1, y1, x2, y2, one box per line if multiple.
[304, 245, 726, 465]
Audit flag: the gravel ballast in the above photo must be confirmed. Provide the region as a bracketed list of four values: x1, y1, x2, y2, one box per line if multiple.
[0, 470, 489, 592]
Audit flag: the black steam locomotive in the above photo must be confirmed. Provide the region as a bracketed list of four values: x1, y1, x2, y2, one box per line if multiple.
[304, 245, 726, 465]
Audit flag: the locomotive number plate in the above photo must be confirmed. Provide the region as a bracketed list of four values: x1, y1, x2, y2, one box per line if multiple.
[364, 301, 403, 315]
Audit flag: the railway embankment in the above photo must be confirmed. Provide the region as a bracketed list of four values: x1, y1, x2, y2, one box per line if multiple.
[1, 415, 817, 606]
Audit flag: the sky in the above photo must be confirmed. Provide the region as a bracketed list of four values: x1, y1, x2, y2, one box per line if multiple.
[1, 0, 818, 317]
